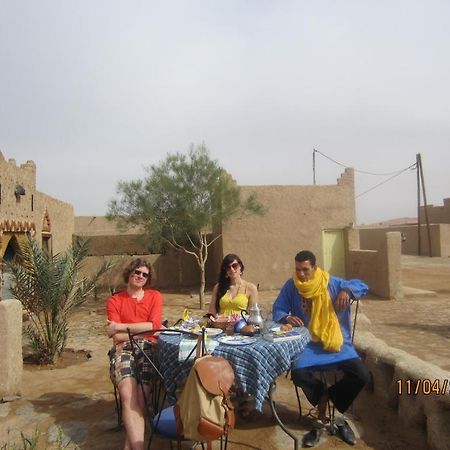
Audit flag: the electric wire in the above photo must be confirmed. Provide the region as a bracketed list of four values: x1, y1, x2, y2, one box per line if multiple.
[356, 163, 417, 198]
[313, 149, 411, 176]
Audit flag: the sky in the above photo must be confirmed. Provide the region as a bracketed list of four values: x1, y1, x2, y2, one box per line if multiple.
[1, 0, 449, 225]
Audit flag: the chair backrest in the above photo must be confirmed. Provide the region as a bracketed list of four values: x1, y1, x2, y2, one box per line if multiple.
[350, 299, 360, 343]
[127, 327, 213, 448]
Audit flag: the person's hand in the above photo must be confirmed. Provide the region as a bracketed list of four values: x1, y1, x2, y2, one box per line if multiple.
[335, 290, 351, 311]
[106, 319, 118, 338]
[285, 315, 304, 327]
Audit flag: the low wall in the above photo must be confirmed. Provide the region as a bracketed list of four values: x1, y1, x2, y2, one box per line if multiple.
[359, 224, 450, 257]
[355, 329, 450, 450]
[347, 231, 402, 299]
[76, 234, 151, 256]
[0, 299, 22, 398]
[79, 251, 218, 296]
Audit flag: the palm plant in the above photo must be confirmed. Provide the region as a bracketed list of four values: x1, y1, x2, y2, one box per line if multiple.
[8, 236, 113, 364]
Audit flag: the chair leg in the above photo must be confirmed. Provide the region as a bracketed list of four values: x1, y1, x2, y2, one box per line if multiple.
[294, 385, 303, 420]
[318, 372, 339, 436]
[113, 383, 122, 429]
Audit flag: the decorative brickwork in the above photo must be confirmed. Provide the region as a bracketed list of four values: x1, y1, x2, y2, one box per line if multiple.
[0, 151, 74, 260]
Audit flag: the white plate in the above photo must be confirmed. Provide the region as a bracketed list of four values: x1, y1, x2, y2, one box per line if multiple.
[217, 336, 257, 346]
[270, 326, 281, 332]
[205, 328, 223, 336]
[190, 327, 223, 336]
[160, 329, 181, 335]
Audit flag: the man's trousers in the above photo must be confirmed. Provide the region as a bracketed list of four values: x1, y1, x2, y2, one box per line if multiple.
[291, 357, 370, 413]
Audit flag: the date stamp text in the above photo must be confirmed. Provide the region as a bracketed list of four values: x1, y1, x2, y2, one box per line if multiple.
[396, 379, 449, 396]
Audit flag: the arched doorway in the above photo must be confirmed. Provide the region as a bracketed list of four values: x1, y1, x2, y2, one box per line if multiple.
[1, 235, 20, 299]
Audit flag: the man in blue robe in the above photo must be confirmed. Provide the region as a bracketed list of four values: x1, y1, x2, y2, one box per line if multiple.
[272, 250, 369, 447]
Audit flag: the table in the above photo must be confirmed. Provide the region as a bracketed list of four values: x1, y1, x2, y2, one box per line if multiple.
[157, 328, 310, 411]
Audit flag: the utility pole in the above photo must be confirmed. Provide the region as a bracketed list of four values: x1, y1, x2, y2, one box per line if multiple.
[416, 154, 421, 255]
[313, 149, 316, 185]
[416, 153, 432, 257]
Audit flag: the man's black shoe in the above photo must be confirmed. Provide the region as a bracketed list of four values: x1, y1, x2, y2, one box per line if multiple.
[336, 421, 356, 445]
[302, 429, 321, 447]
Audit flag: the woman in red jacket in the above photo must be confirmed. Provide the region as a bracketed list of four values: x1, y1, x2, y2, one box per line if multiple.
[107, 258, 162, 450]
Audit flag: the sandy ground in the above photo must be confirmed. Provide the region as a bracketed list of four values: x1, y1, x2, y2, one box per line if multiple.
[1, 255, 449, 449]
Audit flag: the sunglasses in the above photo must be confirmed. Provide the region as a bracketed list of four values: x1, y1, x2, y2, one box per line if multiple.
[134, 269, 150, 278]
[227, 262, 240, 271]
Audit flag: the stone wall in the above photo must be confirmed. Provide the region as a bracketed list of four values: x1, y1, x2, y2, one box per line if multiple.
[221, 169, 356, 290]
[355, 328, 450, 450]
[0, 299, 22, 398]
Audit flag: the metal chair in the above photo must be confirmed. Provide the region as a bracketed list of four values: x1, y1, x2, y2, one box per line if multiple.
[293, 299, 362, 436]
[128, 328, 210, 450]
[109, 319, 170, 430]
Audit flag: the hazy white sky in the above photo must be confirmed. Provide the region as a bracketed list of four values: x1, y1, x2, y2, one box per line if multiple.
[1, 0, 449, 224]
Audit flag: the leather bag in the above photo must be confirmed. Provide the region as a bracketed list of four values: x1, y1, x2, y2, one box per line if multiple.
[175, 355, 235, 447]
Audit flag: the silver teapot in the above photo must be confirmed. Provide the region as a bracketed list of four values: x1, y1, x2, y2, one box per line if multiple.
[241, 304, 264, 328]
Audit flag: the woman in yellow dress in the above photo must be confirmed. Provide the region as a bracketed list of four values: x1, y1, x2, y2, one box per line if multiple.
[208, 253, 258, 317]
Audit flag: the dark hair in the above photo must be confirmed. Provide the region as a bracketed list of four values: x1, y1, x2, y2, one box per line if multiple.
[122, 258, 153, 288]
[215, 253, 244, 312]
[294, 250, 316, 267]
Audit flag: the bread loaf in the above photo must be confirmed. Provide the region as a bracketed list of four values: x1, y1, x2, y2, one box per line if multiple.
[240, 324, 256, 336]
[280, 323, 293, 332]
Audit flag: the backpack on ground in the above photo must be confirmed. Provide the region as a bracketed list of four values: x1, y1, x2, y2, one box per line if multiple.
[174, 355, 235, 448]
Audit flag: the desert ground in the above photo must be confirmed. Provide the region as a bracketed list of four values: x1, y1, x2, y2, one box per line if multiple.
[0, 255, 449, 449]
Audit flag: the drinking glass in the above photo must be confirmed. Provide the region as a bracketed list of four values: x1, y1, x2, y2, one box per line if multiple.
[262, 311, 273, 336]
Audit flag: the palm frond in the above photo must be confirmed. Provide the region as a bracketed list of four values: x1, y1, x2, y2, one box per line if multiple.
[7, 235, 113, 364]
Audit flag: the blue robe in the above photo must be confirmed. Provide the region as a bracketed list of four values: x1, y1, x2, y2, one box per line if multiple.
[272, 276, 368, 370]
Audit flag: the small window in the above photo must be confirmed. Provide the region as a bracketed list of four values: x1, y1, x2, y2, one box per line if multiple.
[42, 234, 52, 255]
[31, 194, 34, 211]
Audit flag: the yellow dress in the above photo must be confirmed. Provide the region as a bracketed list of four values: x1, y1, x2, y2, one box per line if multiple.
[219, 286, 250, 316]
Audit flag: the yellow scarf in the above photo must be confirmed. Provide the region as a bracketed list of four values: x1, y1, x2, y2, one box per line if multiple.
[293, 267, 343, 352]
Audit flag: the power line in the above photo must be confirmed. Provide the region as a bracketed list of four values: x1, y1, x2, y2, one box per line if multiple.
[314, 149, 412, 176]
[356, 163, 417, 198]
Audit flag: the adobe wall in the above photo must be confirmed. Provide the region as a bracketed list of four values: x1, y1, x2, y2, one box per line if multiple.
[75, 216, 217, 290]
[355, 327, 450, 450]
[440, 224, 450, 257]
[221, 169, 356, 290]
[34, 192, 74, 255]
[80, 251, 217, 296]
[359, 224, 450, 257]
[420, 197, 450, 224]
[0, 152, 74, 257]
[75, 216, 143, 236]
[347, 231, 402, 299]
[77, 234, 151, 256]
[0, 299, 22, 397]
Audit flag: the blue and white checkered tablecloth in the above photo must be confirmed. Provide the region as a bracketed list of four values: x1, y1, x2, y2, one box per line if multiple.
[157, 327, 310, 411]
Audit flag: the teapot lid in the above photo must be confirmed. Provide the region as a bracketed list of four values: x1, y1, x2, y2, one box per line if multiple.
[249, 303, 262, 311]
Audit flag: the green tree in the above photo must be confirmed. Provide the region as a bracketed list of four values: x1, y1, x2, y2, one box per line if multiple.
[108, 144, 265, 308]
[8, 236, 113, 364]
